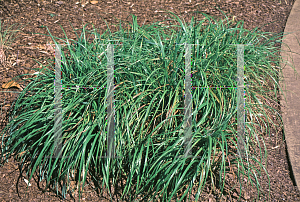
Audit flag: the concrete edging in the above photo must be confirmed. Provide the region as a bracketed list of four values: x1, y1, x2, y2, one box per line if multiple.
[280, 0, 300, 191]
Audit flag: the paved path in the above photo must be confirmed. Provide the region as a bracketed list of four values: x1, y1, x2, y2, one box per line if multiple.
[280, 0, 300, 192]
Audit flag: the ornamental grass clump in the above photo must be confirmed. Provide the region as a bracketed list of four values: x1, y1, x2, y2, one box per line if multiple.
[0, 11, 292, 201]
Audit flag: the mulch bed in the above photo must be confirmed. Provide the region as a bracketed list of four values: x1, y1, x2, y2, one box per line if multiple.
[0, 0, 299, 201]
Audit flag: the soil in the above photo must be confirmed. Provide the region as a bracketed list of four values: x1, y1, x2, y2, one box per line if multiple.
[0, 0, 299, 201]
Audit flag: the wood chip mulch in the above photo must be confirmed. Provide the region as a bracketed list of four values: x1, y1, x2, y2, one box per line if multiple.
[0, 0, 299, 201]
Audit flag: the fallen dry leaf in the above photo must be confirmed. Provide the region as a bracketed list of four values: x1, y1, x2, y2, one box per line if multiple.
[2, 80, 23, 90]
[90, 1, 98, 4]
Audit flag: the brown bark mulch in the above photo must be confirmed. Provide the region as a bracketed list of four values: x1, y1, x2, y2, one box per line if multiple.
[0, 0, 299, 201]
